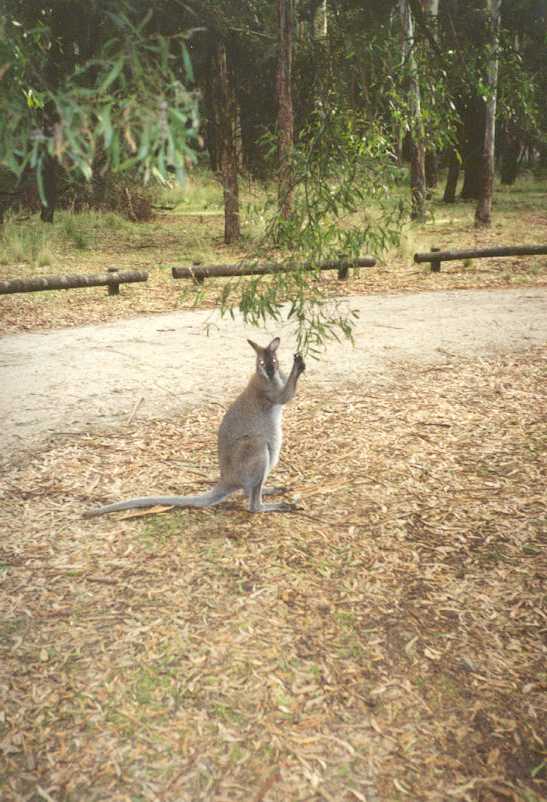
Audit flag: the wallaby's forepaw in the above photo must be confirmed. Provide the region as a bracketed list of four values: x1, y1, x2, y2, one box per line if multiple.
[294, 353, 306, 374]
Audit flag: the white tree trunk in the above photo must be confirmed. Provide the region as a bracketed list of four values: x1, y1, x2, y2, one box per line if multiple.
[400, 0, 426, 220]
[313, 0, 328, 40]
[475, 0, 502, 227]
[421, 0, 439, 15]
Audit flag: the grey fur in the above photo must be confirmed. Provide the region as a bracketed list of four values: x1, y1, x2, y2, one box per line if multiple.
[84, 337, 305, 517]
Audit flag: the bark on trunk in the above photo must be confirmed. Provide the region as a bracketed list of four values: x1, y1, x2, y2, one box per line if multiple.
[312, 0, 328, 40]
[239, 107, 267, 178]
[400, 0, 426, 221]
[203, 54, 219, 174]
[276, 0, 295, 220]
[500, 132, 521, 185]
[421, 0, 439, 192]
[475, 0, 501, 227]
[215, 44, 240, 244]
[443, 147, 460, 203]
[39, 153, 57, 224]
[410, 140, 426, 218]
[460, 95, 485, 200]
[425, 150, 438, 189]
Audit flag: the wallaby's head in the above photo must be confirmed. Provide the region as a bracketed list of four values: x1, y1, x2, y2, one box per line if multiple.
[248, 337, 281, 382]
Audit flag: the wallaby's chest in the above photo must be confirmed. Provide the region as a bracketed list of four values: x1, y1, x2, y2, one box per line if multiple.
[267, 405, 283, 466]
[219, 397, 283, 445]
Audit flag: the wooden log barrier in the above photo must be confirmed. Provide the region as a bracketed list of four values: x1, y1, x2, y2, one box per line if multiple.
[414, 244, 547, 272]
[0, 269, 149, 296]
[171, 257, 376, 284]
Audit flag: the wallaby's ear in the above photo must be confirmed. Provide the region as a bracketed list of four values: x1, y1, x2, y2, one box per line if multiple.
[247, 339, 261, 355]
[267, 337, 281, 353]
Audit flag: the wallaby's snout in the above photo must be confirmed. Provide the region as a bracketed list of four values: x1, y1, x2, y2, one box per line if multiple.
[248, 336, 281, 381]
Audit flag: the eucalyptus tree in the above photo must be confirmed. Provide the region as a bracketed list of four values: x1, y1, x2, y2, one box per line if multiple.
[475, 0, 502, 226]
[399, 0, 426, 220]
[0, 0, 199, 222]
[276, 0, 295, 220]
[497, 0, 547, 182]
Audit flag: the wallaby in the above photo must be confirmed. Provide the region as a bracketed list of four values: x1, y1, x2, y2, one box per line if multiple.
[84, 337, 305, 517]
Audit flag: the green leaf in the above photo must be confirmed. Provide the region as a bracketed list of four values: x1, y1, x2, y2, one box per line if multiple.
[99, 59, 124, 93]
[182, 44, 194, 83]
[98, 106, 113, 147]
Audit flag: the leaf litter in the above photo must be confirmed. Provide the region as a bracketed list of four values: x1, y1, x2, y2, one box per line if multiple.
[0, 348, 545, 801]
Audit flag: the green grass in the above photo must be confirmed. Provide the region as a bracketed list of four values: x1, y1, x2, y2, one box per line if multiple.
[0, 208, 139, 268]
[0, 220, 53, 267]
[62, 214, 93, 249]
[158, 169, 225, 212]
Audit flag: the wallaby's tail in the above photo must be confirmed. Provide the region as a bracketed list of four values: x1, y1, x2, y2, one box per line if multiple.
[83, 483, 235, 518]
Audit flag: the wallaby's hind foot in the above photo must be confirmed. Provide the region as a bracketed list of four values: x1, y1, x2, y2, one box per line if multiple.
[247, 480, 298, 513]
[249, 499, 298, 513]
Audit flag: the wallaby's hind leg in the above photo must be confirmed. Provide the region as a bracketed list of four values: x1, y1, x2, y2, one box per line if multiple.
[245, 447, 296, 513]
[248, 482, 296, 513]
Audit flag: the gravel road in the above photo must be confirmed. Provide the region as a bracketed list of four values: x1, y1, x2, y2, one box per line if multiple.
[1, 287, 545, 462]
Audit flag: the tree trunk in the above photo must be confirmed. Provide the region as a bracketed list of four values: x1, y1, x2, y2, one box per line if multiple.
[39, 153, 57, 224]
[460, 95, 485, 200]
[312, 0, 328, 40]
[214, 43, 240, 244]
[420, 0, 439, 13]
[203, 54, 219, 174]
[475, 0, 501, 227]
[443, 147, 460, 203]
[421, 0, 439, 192]
[400, 0, 426, 221]
[410, 139, 426, 218]
[425, 150, 438, 189]
[276, 0, 295, 220]
[239, 105, 267, 178]
[500, 131, 521, 185]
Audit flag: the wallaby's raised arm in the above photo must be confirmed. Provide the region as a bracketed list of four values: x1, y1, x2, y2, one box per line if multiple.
[84, 337, 305, 517]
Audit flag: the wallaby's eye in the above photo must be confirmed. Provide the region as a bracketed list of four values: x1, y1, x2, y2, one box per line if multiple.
[259, 360, 265, 366]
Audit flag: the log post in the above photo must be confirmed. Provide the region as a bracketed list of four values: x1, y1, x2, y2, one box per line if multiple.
[191, 260, 205, 285]
[430, 247, 441, 273]
[107, 267, 120, 296]
[337, 254, 349, 280]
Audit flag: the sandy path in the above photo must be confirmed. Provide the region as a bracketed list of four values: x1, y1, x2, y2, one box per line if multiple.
[1, 287, 545, 461]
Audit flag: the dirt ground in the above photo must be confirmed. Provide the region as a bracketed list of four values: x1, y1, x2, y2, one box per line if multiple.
[1, 286, 546, 463]
[0, 286, 546, 802]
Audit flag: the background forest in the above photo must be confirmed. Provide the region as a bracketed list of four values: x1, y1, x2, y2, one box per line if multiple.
[1, 0, 546, 228]
[1, 0, 546, 347]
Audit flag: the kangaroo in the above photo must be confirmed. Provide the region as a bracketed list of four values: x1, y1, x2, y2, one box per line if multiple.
[84, 337, 305, 517]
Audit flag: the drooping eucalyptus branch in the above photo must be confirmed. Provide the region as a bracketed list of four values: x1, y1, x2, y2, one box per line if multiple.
[0, 9, 200, 200]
